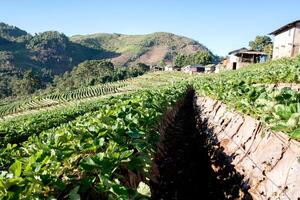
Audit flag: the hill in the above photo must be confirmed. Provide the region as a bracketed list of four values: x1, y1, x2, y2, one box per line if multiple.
[70, 32, 211, 66]
[0, 22, 213, 99]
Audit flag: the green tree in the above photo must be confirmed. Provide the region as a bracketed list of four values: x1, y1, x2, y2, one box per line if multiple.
[249, 35, 273, 52]
[192, 51, 212, 65]
[12, 70, 40, 96]
[72, 60, 114, 86]
[174, 51, 213, 67]
[263, 43, 273, 58]
[174, 53, 187, 67]
[136, 63, 150, 72]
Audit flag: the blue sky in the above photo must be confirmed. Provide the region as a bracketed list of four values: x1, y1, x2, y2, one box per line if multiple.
[1, 0, 300, 56]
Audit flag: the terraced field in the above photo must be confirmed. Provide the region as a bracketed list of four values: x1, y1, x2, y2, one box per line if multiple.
[1, 56, 300, 199]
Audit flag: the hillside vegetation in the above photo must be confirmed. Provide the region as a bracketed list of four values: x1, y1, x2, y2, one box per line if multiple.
[70, 32, 211, 66]
[0, 22, 212, 99]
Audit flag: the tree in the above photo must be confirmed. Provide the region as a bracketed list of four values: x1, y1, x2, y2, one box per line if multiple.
[174, 51, 213, 67]
[158, 60, 166, 68]
[136, 63, 150, 72]
[192, 51, 212, 66]
[72, 60, 114, 86]
[263, 43, 273, 58]
[174, 54, 186, 67]
[11, 70, 40, 96]
[249, 35, 273, 52]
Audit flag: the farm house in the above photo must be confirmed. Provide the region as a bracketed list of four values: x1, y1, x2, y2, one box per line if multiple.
[270, 20, 300, 59]
[164, 64, 180, 71]
[182, 64, 205, 73]
[225, 48, 267, 70]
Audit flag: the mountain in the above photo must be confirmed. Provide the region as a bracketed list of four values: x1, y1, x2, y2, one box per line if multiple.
[70, 32, 210, 66]
[0, 22, 213, 99]
[0, 22, 30, 42]
[0, 23, 116, 75]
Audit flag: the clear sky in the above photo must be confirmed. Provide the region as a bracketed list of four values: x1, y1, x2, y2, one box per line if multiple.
[1, 0, 300, 56]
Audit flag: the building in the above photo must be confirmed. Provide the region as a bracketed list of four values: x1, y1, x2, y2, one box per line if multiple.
[270, 20, 300, 59]
[205, 64, 216, 73]
[150, 65, 164, 72]
[164, 64, 180, 71]
[182, 64, 205, 74]
[226, 48, 267, 70]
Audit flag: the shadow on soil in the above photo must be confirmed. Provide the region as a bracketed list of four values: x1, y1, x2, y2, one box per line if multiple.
[150, 90, 252, 200]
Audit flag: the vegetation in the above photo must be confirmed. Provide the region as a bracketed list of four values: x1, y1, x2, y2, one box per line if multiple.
[0, 82, 189, 199]
[174, 51, 214, 67]
[1, 54, 300, 199]
[4, 20, 300, 200]
[249, 35, 273, 57]
[52, 60, 149, 91]
[0, 22, 212, 100]
[193, 56, 300, 139]
[70, 32, 211, 66]
[0, 22, 30, 42]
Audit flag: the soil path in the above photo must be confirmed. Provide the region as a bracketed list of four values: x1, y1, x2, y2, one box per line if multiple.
[150, 91, 252, 200]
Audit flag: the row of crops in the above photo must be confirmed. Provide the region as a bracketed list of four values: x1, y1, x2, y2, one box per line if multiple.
[0, 80, 129, 117]
[193, 56, 300, 140]
[0, 96, 123, 150]
[0, 72, 192, 118]
[1, 56, 300, 199]
[0, 82, 190, 199]
[0, 72, 191, 151]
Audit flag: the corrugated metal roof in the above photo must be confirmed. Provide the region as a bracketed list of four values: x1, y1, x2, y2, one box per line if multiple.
[228, 48, 248, 55]
[269, 20, 300, 35]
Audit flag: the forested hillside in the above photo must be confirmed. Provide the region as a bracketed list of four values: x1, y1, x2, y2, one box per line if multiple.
[0, 22, 213, 99]
[70, 32, 212, 66]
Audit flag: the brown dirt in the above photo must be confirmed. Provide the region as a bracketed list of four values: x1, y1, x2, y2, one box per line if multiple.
[150, 90, 252, 200]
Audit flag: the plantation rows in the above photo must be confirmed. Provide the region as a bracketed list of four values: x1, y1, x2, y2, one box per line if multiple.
[0, 82, 189, 199]
[0, 80, 129, 117]
[0, 72, 191, 152]
[0, 97, 120, 150]
[1, 57, 300, 199]
[194, 57, 300, 140]
[0, 72, 190, 118]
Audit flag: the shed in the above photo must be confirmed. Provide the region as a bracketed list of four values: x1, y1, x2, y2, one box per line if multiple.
[226, 48, 267, 70]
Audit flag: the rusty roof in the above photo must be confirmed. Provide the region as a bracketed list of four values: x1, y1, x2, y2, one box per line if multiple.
[269, 20, 300, 35]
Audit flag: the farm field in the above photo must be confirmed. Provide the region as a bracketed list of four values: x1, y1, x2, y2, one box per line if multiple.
[1, 56, 300, 199]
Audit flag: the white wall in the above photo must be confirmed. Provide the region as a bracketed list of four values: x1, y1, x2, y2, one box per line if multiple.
[273, 27, 296, 59]
[226, 55, 241, 69]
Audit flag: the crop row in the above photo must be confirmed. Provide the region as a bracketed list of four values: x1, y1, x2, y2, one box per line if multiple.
[193, 57, 300, 140]
[0, 80, 129, 117]
[0, 95, 124, 150]
[0, 82, 190, 199]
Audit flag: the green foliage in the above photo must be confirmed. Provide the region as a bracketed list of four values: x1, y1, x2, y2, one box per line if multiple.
[0, 22, 30, 42]
[70, 32, 210, 67]
[52, 60, 150, 91]
[193, 56, 300, 140]
[174, 51, 213, 67]
[71, 59, 114, 86]
[11, 70, 41, 96]
[0, 82, 189, 199]
[26, 31, 69, 51]
[249, 35, 273, 53]
[0, 22, 212, 100]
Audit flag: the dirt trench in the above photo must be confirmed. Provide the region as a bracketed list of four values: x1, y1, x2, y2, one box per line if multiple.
[150, 90, 252, 200]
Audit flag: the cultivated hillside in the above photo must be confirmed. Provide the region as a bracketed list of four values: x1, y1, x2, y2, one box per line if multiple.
[0, 22, 212, 99]
[70, 32, 211, 66]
